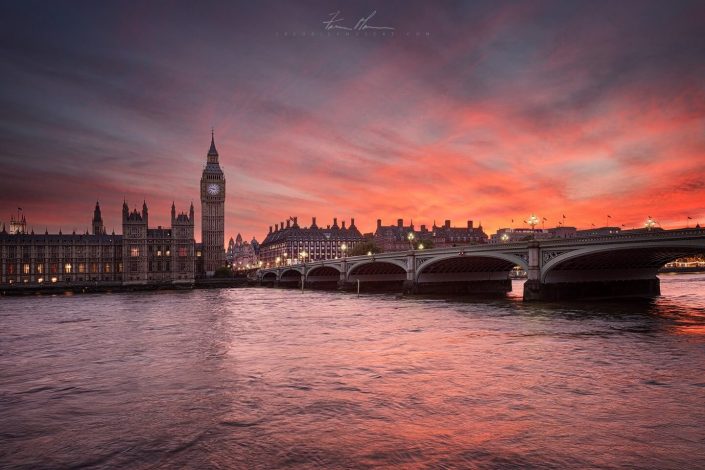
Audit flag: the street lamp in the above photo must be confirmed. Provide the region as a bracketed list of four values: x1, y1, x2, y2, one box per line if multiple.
[645, 217, 656, 230]
[367, 251, 372, 256]
[275, 256, 281, 266]
[418, 243, 425, 250]
[527, 214, 540, 231]
[341, 243, 347, 258]
[500, 233, 509, 243]
[407, 231, 415, 249]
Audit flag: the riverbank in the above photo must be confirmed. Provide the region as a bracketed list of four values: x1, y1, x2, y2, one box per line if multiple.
[0, 278, 252, 296]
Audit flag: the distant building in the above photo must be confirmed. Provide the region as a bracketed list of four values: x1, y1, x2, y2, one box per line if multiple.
[199, 132, 226, 276]
[121, 200, 195, 284]
[430, 219, 488, 247]
[489, 225, 628, 243]
[0, 201, 195, 287]
[373, 218, 487, 252]
[9, 213, 26, 234]
[259, 217, 363, 267]
[227, 233, 260, 270]
[575, 226, 622, 237]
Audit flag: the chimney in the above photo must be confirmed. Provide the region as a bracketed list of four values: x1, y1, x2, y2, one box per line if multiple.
[468, 220, 473, 229]
[342, 220, 346, 229]
[421, 224, 427, 232]
[281, 221, 285, 229]
[333, 217, 338, 227]
[293, 216, 298, 227]
[445, 219, 451, 228]
[377, 219, 382, 228]
[286, 220, 290, 228]
[311, 216, 317, 228]
[351, 218, 356, 227]
[269, 226, 273, 233]
[397, 218, 403, 228]
[275, 223, 279, 231]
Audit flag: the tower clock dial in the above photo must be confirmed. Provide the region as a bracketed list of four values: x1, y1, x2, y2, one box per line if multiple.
[207, 183, 220, 195]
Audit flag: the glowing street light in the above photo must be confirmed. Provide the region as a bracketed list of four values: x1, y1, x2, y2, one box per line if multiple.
[275, 256, 281, 266]
[645, 217, 657, 230]
[367, 251, 372, 256]
[526, 214, 540, 231]
[500, 233, 509, 243]
[407, 231, 415, 249]
[418, 243, 425, 250]
[341, 243, 347, 258]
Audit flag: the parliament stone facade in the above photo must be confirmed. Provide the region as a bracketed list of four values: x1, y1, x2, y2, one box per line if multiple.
[0, 135, 226, 289]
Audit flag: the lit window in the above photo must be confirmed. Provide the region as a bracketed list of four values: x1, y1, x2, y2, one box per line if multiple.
[23, 264, 30, 274]
[64, 263, 72, 274]
[131, 247, 139, 257]
[37, 264, 44, 274]
[78, 263, 86, 273]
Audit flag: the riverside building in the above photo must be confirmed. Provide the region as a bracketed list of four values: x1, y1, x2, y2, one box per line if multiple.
[259, 217, 363, 267]
[0, 200, 195, 287]
[373, 219, 487, 251]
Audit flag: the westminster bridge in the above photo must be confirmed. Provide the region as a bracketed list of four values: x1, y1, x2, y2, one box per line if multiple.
[256, 228, 705, 300]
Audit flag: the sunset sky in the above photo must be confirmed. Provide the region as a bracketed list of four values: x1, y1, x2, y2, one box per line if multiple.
[1, 1, 704, 242]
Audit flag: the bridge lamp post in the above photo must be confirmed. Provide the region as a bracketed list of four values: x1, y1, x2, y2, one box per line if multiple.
[418, 243, 425, 250]
[367, 251, 372, 256]
[527, 214, 540, 232]
[407, 232, 415, 250]
[275, 256, 281, 267]
[341, 243, 347, 259]
[645, 218, 656, 231]
[501, 233, 509, 243]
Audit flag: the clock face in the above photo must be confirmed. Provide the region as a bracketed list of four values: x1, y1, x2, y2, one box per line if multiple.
[207, 183, 220, 195]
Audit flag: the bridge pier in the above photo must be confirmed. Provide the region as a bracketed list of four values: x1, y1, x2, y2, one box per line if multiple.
[524, 278, 660, 301]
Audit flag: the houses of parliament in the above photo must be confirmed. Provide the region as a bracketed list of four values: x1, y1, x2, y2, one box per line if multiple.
[0, 134, 226, 288]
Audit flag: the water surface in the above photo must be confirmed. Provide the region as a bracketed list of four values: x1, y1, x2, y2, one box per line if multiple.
[2, 274, 705, 468]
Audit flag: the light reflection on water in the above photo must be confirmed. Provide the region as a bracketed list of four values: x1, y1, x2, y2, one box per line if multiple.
[1, 274, 705, 468]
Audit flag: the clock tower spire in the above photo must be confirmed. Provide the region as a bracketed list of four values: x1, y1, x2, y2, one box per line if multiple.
[200, 130, 226, 276]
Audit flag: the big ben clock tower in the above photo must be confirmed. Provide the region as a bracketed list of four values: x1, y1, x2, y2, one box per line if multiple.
[200, 131, 225, 276]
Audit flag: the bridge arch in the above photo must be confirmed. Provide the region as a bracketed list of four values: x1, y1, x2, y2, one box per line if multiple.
[305, 265, 342, 289]
[306, 265, 342, 279]
[279, 268, 303, 282]
[541, 241, 705, 283]
[346, 260, 407, 291]
[347, 259, 408, 277]
[415, 252, 529, 282]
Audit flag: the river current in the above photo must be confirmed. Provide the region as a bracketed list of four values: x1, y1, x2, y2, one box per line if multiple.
[2, 274, 705, 469]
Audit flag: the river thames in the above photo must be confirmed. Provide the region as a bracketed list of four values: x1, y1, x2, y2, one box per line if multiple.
[2, 274, 705, 469]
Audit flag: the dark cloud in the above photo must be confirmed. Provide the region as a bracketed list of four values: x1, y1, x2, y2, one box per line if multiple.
[1, 0, 704, 238]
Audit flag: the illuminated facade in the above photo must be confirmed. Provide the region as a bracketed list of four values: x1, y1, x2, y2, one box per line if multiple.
[374, 219, 488, 251]
[0, 201, 195, 287]
[259, 217, 363, 267]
